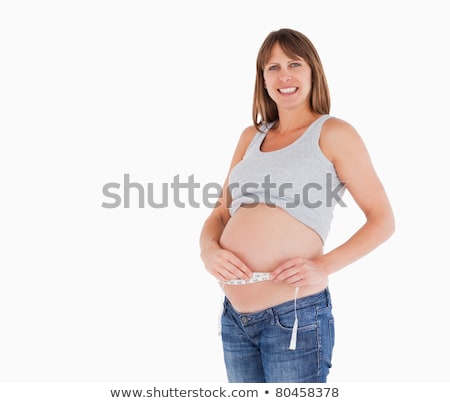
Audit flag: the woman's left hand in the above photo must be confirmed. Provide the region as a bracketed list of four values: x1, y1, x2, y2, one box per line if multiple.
[270, 257, 327, 288]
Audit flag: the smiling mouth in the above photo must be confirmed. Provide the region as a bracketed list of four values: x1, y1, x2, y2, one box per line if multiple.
[278, 87, 298, 94]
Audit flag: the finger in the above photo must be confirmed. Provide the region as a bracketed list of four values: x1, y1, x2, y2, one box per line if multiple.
[225, 253, 252, 279]
[290, 278, 304, 288]
[214, 271, 229, 283]
[284, 272, 304, 285]
[217, 255, 253, 280]
[272, 262, 306, 282]
[271, 257, 305, 279]
[270, 261, 294, 279]
[273, 266, 302, 283]
[221, 261, 248, 280]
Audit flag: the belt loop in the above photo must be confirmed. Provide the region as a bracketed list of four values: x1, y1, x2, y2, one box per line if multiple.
[288, 287, 299, 350]
[268, 307, 275, 325]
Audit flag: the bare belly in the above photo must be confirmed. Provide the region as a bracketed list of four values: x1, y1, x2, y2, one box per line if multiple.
[219, 204, 327, 313]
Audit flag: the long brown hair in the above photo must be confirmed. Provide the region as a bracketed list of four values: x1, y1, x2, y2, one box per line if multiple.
[252, 28, 330, 129]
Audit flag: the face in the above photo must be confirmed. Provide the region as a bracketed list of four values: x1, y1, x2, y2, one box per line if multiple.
[263, 42, 313, 111]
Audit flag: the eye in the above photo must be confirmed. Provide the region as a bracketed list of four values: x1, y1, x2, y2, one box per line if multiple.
[266, 65, 279, 71]
[290, 62, 302, 68]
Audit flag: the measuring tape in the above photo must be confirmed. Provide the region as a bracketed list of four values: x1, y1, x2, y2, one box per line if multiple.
[222, 272, 271, 285]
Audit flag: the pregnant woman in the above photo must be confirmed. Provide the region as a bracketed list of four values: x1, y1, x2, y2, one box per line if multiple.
[199, 28, 394, 383]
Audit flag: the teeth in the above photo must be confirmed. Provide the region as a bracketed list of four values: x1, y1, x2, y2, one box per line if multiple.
[279, 87, 297, 94]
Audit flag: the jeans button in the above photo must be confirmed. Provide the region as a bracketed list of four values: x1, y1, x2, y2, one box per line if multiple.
[241, 316, 249, 325]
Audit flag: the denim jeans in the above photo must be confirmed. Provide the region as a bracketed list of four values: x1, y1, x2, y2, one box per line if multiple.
[221, 288, 334, 383]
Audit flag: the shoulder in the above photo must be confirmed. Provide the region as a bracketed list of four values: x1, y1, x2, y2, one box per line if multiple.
[320, 117, 366, 163]
[321, 116, 360, 141]
[235, 124, 259, 152]
[241, 124, 259, 141]
[227, 124, 259, 166]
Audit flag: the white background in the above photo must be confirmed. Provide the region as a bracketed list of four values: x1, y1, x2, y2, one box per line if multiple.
[1, 0, 449, 383]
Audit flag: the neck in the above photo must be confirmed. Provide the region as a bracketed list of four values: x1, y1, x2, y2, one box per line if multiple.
[276, 108, 321, 134]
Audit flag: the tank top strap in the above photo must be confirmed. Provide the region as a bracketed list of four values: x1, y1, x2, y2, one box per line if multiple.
[304, 114, 333, 142]
[245, 122, 274, 155]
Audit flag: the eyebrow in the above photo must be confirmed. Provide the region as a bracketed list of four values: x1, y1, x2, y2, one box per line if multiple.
[265, 57, 305, 65]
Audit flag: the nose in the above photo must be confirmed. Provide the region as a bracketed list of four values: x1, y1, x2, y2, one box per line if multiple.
[278, 68, 291, 82]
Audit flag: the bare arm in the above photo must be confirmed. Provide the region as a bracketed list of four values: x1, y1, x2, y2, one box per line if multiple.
[272, 118, 395, 286]
[317, 118, 395, 273]
[199, 126, 257, 282]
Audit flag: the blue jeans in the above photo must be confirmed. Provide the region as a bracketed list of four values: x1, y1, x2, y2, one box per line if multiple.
[221, 288, 334, 383]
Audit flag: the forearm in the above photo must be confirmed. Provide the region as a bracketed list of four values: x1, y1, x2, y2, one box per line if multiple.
[199, 214, 226, 261]
[318, 211, 395, 275]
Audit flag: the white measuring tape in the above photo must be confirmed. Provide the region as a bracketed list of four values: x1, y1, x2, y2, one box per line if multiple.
[221, 272, 271, 285]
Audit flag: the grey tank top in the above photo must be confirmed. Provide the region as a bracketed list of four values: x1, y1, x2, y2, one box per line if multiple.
[228, 115, 345, 243]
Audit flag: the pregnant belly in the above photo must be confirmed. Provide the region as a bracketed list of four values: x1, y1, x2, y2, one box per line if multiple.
[219, 203, 326, 313]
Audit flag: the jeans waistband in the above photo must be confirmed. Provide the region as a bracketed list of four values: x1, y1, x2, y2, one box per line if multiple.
[224, 287, 330, 318]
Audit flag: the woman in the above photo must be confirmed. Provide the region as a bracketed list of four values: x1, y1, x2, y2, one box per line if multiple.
[199, 28, 394, 383]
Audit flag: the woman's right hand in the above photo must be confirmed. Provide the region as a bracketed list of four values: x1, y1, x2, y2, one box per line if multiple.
[201, 246, 253, 283]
